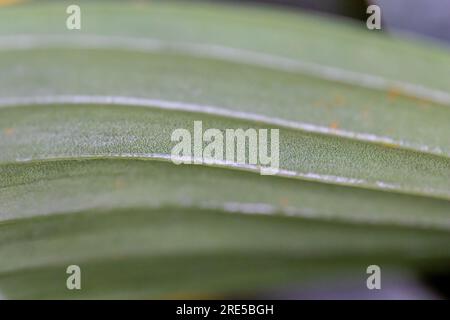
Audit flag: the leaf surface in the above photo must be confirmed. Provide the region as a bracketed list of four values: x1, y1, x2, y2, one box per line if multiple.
[0, 0, 449, 299]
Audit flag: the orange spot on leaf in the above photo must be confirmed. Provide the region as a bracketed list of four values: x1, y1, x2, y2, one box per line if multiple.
[279, 197, 289, 207]
[329, 121, 339, 130]
[361, 108, 370, 120]
[387, 86, 435, 106]
[114, 177, 126, 189]
[0, 0, 24, 6]
[313, 100, 324, 108]
[333, 94, 346, 107]
[387, 87, 402, 102]
[4, 128, 14, 136]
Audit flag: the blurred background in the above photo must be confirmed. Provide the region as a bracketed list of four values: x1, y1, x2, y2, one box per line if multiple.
[223, 0, 450, 44]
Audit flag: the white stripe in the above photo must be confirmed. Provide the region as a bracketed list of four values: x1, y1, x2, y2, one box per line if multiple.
[0, 95, 445, 156]
[209, 202, 450, 231]
[0, 34, 449, 106]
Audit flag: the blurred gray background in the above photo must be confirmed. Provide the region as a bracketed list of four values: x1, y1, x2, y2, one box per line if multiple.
[223, 0, 450, 44]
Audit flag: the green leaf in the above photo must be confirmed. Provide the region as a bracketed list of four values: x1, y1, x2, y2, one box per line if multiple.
[0, 0, 449, 299]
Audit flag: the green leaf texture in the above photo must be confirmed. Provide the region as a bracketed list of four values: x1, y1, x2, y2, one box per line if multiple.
[0, 0, 449, 299]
